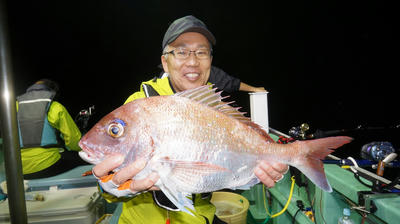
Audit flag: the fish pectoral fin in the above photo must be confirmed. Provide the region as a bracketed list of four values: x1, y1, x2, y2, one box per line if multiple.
[158, 184, 195, 216]
[160, 158, 228, 175]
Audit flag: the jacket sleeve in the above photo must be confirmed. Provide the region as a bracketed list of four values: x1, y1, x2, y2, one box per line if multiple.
[208, 66, 241, 93]
[48, 101, 82, 151]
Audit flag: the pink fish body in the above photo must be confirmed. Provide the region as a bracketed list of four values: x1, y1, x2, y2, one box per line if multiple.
[79, 86, 352, 213]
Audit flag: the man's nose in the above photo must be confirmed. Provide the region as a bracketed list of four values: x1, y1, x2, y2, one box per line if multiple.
[186, 52, 200, 66]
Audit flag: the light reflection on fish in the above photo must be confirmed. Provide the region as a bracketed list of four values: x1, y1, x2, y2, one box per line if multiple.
[79, 85, 352, 214]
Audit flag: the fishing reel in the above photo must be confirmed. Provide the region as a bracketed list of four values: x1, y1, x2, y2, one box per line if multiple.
[75, 105, 95, 134]
[289, 123, 311, 140]
[361, 142, 396, 162]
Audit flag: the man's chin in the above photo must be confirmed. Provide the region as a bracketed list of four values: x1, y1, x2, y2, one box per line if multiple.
[174, 79, 207, 92]
[184, 83, 205, 90]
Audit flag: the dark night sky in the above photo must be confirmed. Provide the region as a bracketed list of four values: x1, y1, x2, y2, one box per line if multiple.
[4, 0, 399, 155]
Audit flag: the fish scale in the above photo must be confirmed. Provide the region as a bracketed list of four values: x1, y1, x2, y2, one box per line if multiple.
[79, 85, 352, 215]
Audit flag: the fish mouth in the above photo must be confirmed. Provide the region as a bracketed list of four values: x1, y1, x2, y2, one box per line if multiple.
[78, 141, 101, 164]
[79, 151, 101, 165]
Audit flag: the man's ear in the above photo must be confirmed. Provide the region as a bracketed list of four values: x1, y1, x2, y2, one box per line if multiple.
[161, 55, 169, 73]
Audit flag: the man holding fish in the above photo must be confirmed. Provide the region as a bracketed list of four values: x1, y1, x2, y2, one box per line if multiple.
[79, 15, 350, 224]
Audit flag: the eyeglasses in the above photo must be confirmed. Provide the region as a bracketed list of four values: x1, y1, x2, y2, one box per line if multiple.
[164, 48, 212, 60]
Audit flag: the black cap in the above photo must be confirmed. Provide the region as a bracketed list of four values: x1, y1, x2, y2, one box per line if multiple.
[162, 15, 216, 50]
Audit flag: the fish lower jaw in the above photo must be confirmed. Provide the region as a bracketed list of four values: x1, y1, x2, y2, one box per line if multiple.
[79, 151, 100, 164]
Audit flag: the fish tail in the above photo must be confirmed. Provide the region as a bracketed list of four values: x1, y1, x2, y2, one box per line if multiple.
[291, 136, 352, 192]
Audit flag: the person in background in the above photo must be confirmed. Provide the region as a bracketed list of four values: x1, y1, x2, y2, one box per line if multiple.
[93, 15, 288, 224]
[17, 79, 88, 179]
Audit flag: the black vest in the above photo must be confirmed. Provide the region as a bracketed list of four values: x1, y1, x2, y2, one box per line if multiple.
[17, 84, 61, 148]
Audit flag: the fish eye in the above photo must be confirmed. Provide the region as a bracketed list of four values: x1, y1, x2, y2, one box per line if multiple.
[107, 122, 124, 138]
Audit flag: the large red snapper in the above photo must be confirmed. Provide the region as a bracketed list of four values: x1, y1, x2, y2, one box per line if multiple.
[79, 85, 352, 213]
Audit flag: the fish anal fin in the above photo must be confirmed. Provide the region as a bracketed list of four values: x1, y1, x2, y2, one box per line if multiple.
[233, 178, 260, 190]
[296, 158, 332, 192]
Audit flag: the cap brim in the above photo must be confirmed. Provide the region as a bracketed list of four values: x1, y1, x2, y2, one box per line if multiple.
[168, 27, 216, 46]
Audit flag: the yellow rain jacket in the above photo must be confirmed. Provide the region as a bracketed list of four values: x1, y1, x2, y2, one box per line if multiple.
[17, 101, 82, 174]
[105, 76, 216, 224]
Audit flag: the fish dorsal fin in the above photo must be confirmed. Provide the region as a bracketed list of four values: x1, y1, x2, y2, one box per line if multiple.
[174, 85, 225, 107]
[174, 85, 274, 142]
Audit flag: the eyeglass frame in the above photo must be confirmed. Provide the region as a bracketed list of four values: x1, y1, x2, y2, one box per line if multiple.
[163, 47, 213, 60]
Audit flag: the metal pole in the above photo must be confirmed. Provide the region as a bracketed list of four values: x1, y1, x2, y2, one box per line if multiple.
[0, 0, 28, 223]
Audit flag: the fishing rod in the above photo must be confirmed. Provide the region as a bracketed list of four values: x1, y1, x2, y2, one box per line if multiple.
[288, 123, 400, 140]
[322, 159, 400, 168]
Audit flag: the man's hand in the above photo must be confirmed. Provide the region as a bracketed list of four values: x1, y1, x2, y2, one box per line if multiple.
[92, 155, 159, 197]
[252, 87, 267, 92]
[239, 82, 267, 93]
[254, 160, 289, 188]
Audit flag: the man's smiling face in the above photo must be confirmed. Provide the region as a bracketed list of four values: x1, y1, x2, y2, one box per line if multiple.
[161, 32, 212, 92]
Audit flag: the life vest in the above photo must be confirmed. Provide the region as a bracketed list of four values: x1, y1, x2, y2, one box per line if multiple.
[17, 84, 62, 149]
